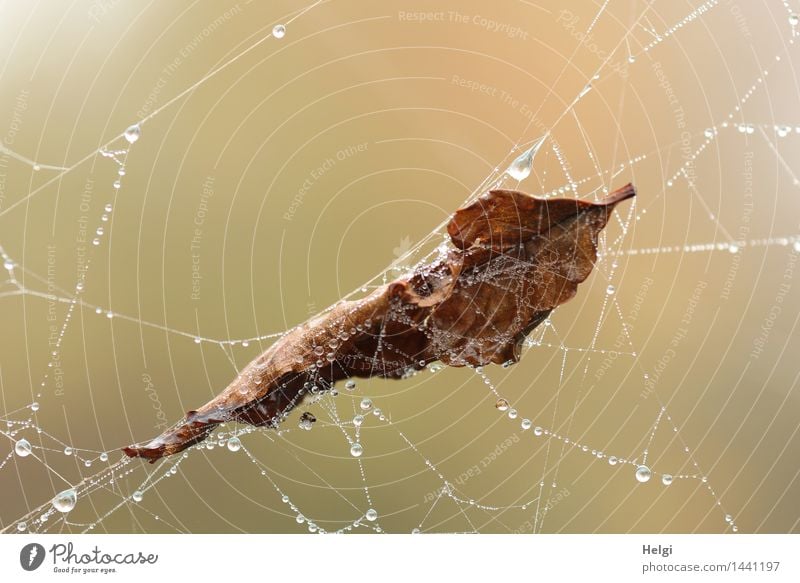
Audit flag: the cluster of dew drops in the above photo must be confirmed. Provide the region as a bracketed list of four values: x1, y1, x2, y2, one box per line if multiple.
[12, 410, 109, 528]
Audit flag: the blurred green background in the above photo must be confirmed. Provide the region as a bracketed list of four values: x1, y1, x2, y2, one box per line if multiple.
[0, 0, 798, 533]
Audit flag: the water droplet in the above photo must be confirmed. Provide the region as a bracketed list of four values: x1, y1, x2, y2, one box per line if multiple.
[521, 419, 531, 430]
[606, 284, 616, 295]
[662, 474, 673, 486]
[724, 514, 732, 522]
[227, 436, 241, 452]
[728, 243, 739, 254]
[353, 414, 364, 427]
[365, 508, 378, 521]
[411, 528, 420, 534]
[113, 180, 121, 189]
[608, 456, 618, 466]
[105, 203, 113, 212]
[52, 488, 77, 513]
[100, 452, 108, 462]
[793, 241, 800, 252]
[15, 438, 32, 457]
[635, 465, 652, 483]
[350, 442, 363, 457]
[273, 24, 286, 38]
[505, 136, 546, 181]
[704, 128, 714, 138]
[299, 411, 316, 430]
[17, 522, 26, 532]
[64, 446, 73, 456]
[578, 83, 592, 98]
[790, 14, 799, 26]
[124, 124, 141, 144]
[360, 398, 372, 411]
[533, 426, 543, 436]
[132, 490, 143, 502]
[507, 408, 518, 420]
[3, 260, 13, 270]
[628, 55, 635, 64]
[495, 398, 509, 412]
[345, 380, 356, 390]
[30, 402, 40, 412]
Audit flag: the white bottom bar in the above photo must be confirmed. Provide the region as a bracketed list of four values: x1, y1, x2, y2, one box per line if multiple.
[1, 534, 798, 582]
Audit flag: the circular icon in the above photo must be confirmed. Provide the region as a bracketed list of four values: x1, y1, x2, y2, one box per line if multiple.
[20, 543, 46, 571]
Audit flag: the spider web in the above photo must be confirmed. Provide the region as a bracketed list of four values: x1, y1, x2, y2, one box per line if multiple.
[1, 0, 798, 534]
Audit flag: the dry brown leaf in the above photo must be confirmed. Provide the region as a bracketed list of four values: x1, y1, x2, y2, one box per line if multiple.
[123, 183, 635, 461]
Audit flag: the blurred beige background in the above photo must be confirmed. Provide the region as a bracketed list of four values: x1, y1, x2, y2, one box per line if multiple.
[0, 0, 798, 533]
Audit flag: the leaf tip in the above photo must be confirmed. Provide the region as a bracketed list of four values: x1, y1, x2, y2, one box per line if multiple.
[604, 183, 636, 206]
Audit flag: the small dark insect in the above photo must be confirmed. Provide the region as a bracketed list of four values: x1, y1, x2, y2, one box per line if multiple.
[123, 183, 635, 462]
